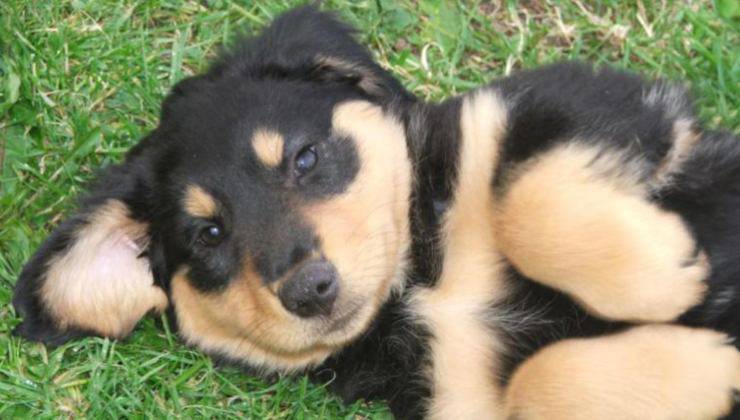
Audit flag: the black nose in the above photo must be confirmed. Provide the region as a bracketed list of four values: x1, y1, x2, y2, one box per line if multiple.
[278, 261, 339, 318]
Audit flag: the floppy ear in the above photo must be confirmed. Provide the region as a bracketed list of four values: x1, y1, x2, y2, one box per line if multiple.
[12, 140, 168, 345]
[211, 5, 414, 103]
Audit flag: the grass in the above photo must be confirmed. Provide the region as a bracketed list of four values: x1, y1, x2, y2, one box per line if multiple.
[0, 0, 737, 417]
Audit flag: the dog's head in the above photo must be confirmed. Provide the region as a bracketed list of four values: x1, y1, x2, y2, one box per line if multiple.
[13, 6, 415, 373]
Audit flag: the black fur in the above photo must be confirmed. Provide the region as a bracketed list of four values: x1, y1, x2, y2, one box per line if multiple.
[665, 130, 740, 339]
[404, 99, 463, 288]
[493, 62, 686, 184]
[316, 295, 432, 420]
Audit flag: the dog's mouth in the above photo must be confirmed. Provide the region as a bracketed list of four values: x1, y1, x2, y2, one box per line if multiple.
[324, 301, 364, 333]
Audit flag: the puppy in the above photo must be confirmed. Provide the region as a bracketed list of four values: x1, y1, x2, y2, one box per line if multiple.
[12, 6, 740, 419]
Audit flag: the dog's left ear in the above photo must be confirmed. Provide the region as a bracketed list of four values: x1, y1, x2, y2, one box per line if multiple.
[12, 136, 168, 345]
[211, 5, 413, 103]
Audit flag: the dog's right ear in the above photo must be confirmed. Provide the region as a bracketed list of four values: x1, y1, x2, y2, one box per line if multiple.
[12, 134, 169, 346]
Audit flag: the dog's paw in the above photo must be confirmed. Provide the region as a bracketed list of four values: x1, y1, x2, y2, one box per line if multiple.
[576, 211, 709, 323]
[504, 325, 740, 420]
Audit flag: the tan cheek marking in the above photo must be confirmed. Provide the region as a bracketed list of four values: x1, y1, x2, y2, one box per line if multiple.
[252, 129, 284, 168]
[41, 200, 168, 338]
[410, 90, 509, 419]
[496, 144, 707, 322]
[184, 184, 218, 219]
[504, 325, 740, 420]
[171, 266, 334, 373]
[302, 100, 412, 347]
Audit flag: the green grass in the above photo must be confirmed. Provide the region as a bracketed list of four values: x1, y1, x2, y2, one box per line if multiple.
[0, 0, 737, 417]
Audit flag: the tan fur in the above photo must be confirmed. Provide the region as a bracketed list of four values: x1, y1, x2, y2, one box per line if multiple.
[653, 118, 700, 187]
[172, 268, 334, 373]
[411, 90, 509, 419]
[40, 200, 168, 338]
[304, 100, 412, 346]
[496, 143, 707, 322]
[171, 100, 412, 372]
[184, 184, 218, 219]
[252, 129, 284, 168]
[315, 55, 383, 97]
[504, 324, 740, 420]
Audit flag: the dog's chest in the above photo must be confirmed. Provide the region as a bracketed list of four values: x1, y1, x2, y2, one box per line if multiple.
[409, 89, 511, 419]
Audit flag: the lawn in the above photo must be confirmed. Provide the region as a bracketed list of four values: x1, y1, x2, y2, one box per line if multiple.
[0, 0, 737, 417]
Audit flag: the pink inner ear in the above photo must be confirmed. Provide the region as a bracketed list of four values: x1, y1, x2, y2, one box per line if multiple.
[40, 200, 169, 338]
[91, 231, 143, 278]
[122, 234, 144, 253]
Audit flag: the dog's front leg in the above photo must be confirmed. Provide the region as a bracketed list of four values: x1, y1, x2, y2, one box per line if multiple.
[496, 143, 707, 323]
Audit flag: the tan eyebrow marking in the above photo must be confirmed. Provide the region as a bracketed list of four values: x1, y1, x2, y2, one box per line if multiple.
[184, 184, 218, 218]
[252, 129, 285, 167]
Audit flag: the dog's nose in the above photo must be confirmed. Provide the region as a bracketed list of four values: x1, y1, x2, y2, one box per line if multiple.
[278, 261, 339, 318]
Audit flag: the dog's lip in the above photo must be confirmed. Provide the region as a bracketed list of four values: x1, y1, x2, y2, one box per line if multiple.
[325, 303, 364, 332]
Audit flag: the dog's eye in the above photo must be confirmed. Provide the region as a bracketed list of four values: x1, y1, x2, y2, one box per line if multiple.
[198, 224, 224, 246]
[294, 145, 318, 176]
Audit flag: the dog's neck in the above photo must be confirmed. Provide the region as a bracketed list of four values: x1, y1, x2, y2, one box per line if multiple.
[398, 99, 464, 287]
[317, 98, 472, 418]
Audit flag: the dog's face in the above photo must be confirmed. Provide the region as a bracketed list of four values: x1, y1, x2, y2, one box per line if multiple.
[162, 79, 412, 370]
[13, 7, 414, 372]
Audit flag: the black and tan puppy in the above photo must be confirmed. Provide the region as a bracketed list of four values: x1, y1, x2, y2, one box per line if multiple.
[12, 6, 740, 419]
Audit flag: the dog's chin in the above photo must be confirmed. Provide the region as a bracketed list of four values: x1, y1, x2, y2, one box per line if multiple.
[315, 300, 381, 348]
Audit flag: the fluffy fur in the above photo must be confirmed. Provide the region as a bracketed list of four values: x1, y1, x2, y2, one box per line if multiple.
[12, 6, 740, 419]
